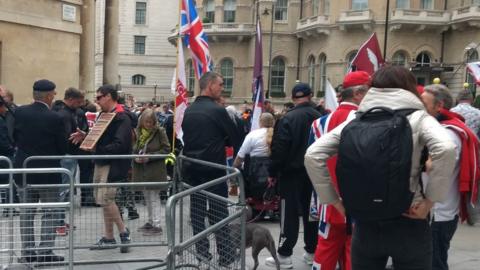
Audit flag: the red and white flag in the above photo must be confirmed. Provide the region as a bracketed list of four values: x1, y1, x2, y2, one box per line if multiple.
[174, 38, 189, 142]
[350, 33, 384, 75]
[467, 61, 480, 85]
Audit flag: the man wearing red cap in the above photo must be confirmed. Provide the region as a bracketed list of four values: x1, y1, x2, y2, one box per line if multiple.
[308, 71, 370, 270]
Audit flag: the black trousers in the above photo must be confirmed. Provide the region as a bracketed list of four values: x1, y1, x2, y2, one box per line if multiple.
[352, 217, 432, 270]
[432, 215, 459, 270]
[277, 170, 318, 257]
[187, 169, 233, 264]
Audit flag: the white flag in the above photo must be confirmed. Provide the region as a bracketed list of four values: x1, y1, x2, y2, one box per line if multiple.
[325, 80, 338, 111]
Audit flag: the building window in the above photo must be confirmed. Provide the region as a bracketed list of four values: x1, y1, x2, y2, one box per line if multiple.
[308, 56, 315, 91]
[313, 0, 319, 16]
[132, 74, 146, 85]
[346, 50, 358, 71]
[271, 57, 286, 94]
[205, 0, 215, 23]
[319, 53, 327, 92]
[352, 0, 368, 10]
[466, 49, 479, 95]
[322, 0, 330, 15]
[224, 0, 236, 23]
[473, 0, 480, 5]
[187, 60, 195, 92]
[392, 51, 407, 67]
[135, 2, 147, 25]
[420, 0, 433, 9]
[134, 36, 146, 54]
[275, 0, 288, 21]
[396, 0, 410, 9]
[219, 58, 234, 93]
[416, 52, 431, 67]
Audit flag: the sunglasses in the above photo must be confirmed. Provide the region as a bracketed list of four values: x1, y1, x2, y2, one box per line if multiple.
[96, 94, 107, 101]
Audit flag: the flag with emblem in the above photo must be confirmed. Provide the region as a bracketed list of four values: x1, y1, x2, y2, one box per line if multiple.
[349, 32, 384, 75]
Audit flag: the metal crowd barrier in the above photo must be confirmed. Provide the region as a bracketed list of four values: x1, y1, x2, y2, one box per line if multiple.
[0, 167, 73, 270]
[0, 154, 246, 269]
[166, 155, 246, 270]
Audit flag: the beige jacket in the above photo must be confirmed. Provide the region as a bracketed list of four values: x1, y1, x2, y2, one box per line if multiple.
[305, 87, 457, 206]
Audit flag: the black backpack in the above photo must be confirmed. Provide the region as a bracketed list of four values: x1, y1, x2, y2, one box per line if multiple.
[336, 107, 417, 221]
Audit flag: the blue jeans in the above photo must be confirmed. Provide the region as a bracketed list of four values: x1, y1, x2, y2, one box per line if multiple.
[352, 217, 432, 270]
[432, 216, 459, 270]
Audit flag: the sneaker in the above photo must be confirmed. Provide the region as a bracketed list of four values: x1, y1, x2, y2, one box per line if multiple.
[119, 228, 131, 253]
[128, 210, 139, 220]
[137, 222, 153, 232]
[265, 255, 292, 269]
[142, 225, 163, 236]
[90, 237, 117, 250]
[303, 252, 314, 265]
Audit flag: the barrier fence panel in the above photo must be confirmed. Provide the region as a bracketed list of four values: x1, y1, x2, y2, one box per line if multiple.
[166, 155, 246, 270]
[0, 168, 73, 270]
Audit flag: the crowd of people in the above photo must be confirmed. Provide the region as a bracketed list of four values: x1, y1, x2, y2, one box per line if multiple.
[0, 64, 479, 269]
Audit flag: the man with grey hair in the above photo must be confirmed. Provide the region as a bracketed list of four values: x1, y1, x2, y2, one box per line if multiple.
[451, 89, 480, 137]
[422, 84, 480, 270]
[182, 71, 241, 266]
[14, 79, 68, 263]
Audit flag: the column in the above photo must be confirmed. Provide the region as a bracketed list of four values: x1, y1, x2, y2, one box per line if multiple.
[79, 0, 96, 96]
[103, 0, 119, 85]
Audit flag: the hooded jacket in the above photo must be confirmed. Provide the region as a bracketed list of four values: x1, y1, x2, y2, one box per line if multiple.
[305, 87, 457, 207]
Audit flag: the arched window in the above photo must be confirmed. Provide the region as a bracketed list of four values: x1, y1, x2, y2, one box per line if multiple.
[313, 0, 319, 16]
[275, 0, 288, 21]
[466, 49, 479, 95]
[271, 57, 286, 94]
[220, 58, 234, 93]
[352, 0, 368, 10]
[392, 51, 407, 67]
[416, 52, 431, 67]
[186, 60, 195, 92]
[224, 0, 236, 22]
[308, 56, 316, 91]
[204, 0, 215, 23]
[319, 53, 327, 92]
[346, 50, 358, 72]
[132, 74, 145, 85]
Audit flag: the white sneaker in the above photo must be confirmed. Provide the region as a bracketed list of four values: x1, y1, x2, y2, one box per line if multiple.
[303, 252, 314, 265]
[265, 255, 293, 269]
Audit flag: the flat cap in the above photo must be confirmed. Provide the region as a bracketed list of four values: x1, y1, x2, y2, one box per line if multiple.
[33, 79, 56, 92]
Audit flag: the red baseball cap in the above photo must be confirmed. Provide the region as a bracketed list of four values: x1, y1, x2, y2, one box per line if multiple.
[342, 71, 371, 89]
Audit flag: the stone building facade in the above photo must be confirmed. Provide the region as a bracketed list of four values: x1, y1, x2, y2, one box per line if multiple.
[95, 0, 178, 102]
[174, 0, 480, 103]
[0, 0, 84, 105]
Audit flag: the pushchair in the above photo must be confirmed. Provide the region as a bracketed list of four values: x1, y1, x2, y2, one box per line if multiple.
[242, 155, 280, 221]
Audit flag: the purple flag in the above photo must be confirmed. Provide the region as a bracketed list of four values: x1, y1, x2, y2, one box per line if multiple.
[251, 15, 264, 131]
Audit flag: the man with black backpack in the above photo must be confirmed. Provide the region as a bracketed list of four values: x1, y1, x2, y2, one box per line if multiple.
[305, 66, 456, 270]
[308, 71, 371, 270]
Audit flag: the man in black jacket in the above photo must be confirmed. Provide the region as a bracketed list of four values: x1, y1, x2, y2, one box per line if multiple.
[89, 84, 132, 253]
[182, 71, 240, 266]
[14, 79, 68, 263]
[265, 83, 321, 268]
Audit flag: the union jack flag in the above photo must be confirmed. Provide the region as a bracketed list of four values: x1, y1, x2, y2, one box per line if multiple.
[180, 0, 213, 78]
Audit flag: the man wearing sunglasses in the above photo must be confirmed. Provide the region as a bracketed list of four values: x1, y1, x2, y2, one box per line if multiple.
[89, 84, 133, 253]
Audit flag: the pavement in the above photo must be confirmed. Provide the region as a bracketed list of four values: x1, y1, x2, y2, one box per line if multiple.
[72, 217, 480, 270]
[2, 202, 479, 270]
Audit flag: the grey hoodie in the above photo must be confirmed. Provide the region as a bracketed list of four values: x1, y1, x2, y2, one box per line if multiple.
[304, 87, 457, 207]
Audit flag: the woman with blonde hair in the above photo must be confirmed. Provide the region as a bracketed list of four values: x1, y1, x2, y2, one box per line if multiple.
[233, 112, 275, 202]
[132, 108, 170, 234]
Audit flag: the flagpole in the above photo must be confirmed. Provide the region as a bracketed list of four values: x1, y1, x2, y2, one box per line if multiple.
[171, 0, 183, 153]
[383, 0, 390, 60]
